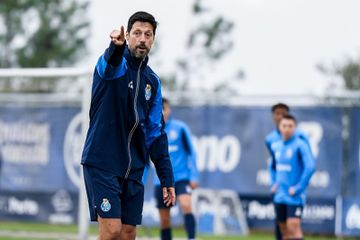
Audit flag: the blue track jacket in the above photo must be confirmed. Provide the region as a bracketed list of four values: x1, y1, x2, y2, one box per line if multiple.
[81, 42, 174, 188]
[265, 128, 311, 187]
[153, 118, 198, 185]
[269, 135, 315, 205]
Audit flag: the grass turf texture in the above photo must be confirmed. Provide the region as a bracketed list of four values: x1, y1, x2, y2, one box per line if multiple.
[0, 221, 357, 239]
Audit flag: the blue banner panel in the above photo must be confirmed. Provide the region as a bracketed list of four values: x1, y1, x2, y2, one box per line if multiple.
[340, 197, 360, 236]
[0, 190, 78, 223]
[348, 107, 360, 197]
[0, 106, 81, 192]
[241, 195, 336, 234]
[172, 106, 342, 197]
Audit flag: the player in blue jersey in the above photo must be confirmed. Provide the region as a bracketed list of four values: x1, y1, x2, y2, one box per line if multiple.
[81, 12, 175, 240]
[154, 98, 199, 240]
[265, 103, 311, 240]
[0, 149, 2, 187]
[270, 114, 315, 240]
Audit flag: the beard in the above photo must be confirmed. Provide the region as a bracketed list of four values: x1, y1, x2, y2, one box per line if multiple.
[130, 43, 150, 59]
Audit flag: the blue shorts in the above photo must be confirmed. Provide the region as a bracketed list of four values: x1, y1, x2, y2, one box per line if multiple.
[155, 180, 191, 209]
[83, 165, 144, 225]
[274, 203, 303, 222]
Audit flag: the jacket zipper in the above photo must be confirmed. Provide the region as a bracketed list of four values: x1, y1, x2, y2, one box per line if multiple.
[125, 60, 143, 179]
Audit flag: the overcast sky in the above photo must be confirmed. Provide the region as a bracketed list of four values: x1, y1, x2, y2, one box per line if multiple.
[85, 0, 360, 95]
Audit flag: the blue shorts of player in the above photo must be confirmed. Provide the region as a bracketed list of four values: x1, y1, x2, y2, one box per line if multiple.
[275, 203, 303, 222]
[155, 180, 191, 209]
[83, 165, 144, 225]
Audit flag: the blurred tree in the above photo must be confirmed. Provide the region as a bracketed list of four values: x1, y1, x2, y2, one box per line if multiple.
[0, 0, 90, 68]
[317, 56, 360, 90]
[162, 0, 244, 93]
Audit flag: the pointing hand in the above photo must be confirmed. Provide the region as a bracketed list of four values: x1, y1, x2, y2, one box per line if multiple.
[110, 26, 125, 46]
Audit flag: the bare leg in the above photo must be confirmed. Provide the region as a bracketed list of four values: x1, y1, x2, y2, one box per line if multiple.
[159, 208, 171, 228]
[98, 216, 122, 240]
[278, 221, 287, 239]
[120, 224, 136, 240]
[177, 194, 192, 214]
[285, 217, 303, 239]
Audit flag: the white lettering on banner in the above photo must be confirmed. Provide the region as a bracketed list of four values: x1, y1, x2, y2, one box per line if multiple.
[247, 201, 334, 222]
[197, 199, 232, 218]
[298, 121, 323, 158]
[7, 197, 39, 216]
[309, 171, 330, 188]
[303, 204, 334, 221]
[346, 204, 360, 229]
[256, 169, 271, 186]
[51, 190, 73, 213]
[0, 121, 50, 165]
[193, 135, 241, 172]
[49, 190, 74, 224]
[247, 201, 275, 220]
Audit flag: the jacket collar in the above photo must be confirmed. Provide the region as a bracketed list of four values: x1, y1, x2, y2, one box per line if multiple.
[124, 45, 149, 70]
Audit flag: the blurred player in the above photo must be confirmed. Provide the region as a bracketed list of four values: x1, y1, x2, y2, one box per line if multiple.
[0, 149, 2, 188]
[265, 103, 310, 240]
[270, 114, 315, 240]
[154, 98, 199, 240]
[81, 11, 175, 240]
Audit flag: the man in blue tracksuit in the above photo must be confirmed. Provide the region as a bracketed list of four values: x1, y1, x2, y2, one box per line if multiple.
[269, 114, 315, 240]
[154, 98, 199, 240]
[265, 103, 311, 240]
[81, 11, 175, 240]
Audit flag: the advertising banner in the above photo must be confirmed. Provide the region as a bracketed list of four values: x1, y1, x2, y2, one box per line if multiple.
[339, 197, 360, 236]
[241, 195, 336, 234]
[0, 106, 82, 192]
[172, 106, 342, 197]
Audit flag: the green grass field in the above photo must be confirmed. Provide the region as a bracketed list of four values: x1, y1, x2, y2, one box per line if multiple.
[0, 221, 357, 240]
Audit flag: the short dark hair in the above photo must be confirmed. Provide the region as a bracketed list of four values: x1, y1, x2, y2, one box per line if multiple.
[271, 103, 290, 113]
[162, 97, 169, 106]
[127, 11, 158, 35]
[281, 114, 297, 123]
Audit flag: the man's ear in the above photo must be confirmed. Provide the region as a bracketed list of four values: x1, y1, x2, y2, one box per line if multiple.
[125, 32, 129, 41]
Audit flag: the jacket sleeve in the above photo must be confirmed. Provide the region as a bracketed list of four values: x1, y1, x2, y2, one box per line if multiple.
[95, 42, 127, 80]
[297, 129, 313, 156]
[294, 142, 316, 194]
[182, 125, 199, 182]
[265, 139, 276, 186]
[146, 81, 174, 188]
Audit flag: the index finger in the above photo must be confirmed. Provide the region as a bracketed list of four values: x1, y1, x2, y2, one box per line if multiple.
[120, 25, 125, 38]
[162, 187, 168, 199]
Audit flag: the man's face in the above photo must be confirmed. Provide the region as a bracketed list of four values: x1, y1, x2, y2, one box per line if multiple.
[162, 102, 171, 123]
[279, 118, 296, 141]
[126, 21, 154, 59]
[272, 107, 289, 127]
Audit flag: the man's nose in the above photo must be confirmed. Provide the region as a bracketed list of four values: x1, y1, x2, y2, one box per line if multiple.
[139, 33, 146, 42]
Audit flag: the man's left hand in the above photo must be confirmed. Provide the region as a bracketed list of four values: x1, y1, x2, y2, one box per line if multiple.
[163, 187, 176, 207]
